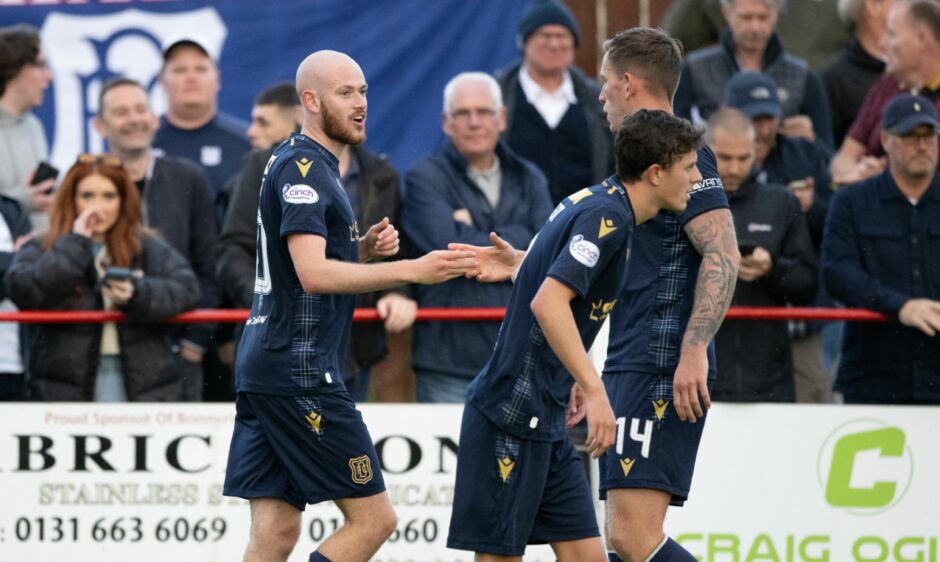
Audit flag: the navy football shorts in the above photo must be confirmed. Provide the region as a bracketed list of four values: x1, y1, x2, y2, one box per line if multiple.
[447, 403, 599, 556]
[223, 391, 385, 510]
[598, 372, 712, 506]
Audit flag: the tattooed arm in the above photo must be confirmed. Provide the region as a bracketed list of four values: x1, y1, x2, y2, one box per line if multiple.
[674, 208, 740, 422]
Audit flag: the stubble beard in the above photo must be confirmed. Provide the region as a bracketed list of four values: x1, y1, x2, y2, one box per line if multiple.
[322, 102, 365, 146]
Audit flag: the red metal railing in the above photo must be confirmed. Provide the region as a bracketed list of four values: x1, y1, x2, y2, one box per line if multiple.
[0, 307, 890, 324]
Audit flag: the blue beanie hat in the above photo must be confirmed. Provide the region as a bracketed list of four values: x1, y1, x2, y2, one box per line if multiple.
[517, 0, 580, 49]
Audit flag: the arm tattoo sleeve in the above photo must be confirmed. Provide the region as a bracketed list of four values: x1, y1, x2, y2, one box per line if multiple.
[682, 208, 740, 346]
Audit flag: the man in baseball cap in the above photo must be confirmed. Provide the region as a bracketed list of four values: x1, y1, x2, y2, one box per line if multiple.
[725, 70, 836, 404]
[881, 92, 940, 136]
[822, 90, 940, 405]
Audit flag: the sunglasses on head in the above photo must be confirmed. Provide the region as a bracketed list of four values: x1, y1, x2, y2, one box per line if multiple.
[76, 154, 123, 168]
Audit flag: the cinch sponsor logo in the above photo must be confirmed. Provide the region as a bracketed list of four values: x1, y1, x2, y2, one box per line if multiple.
[817, 419, 913, 515]
[569, 235, 599, 268]
[282, 183, 319, 204]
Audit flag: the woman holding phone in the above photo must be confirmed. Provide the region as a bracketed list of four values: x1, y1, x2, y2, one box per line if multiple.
[5, 154, 200, 401]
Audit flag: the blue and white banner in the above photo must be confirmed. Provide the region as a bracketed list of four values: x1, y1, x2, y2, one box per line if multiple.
[1, 0, 528, 174]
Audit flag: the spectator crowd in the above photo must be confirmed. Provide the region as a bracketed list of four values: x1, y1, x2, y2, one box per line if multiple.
[0, 0, 938, 406]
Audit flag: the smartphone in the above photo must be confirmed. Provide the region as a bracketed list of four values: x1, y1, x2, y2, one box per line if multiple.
[102, 267, 132, 283]
[31, 161, 59, 194]
[739, 243, 757, 257]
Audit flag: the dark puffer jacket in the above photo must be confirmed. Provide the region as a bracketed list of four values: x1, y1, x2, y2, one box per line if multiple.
[5, 233, 200, 401]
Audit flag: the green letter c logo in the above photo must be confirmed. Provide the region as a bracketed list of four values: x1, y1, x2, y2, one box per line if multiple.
[825, 427, 904, 508]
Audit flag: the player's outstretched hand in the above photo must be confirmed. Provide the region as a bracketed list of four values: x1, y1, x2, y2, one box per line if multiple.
[410, 250, 478, 285]
[360, 217, 400, 262]
[566, 383, 587, 428]
[582, 385, 616, 459]
[672, 351, 711, 423]
[447, 232, 521, 283]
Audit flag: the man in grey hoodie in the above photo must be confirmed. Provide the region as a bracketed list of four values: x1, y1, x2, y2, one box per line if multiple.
[0, 24, 54, 230]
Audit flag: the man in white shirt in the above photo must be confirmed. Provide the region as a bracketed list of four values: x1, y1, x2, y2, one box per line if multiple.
[496, 0, 613, 204]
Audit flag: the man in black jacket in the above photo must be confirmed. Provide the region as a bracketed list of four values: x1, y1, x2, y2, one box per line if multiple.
[217, 118, 415, 402]
[707, 108, 818, 401]
[94, 77, 219, 401]
[0, 194, 30, 400]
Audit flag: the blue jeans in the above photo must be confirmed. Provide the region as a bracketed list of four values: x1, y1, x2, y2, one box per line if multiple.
[415, 370, 471, 403]
[95, 355, 127, 402]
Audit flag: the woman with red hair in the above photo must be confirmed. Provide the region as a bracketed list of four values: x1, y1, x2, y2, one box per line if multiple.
[5, 155, 200, 401]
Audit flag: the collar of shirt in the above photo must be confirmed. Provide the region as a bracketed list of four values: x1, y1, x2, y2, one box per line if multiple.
[880, 168, 940, 204]
[467, 155, 501, 183]
[342, 147, 361, 182]
[519, 64, 577, 128]
[0, 105, 25, 125]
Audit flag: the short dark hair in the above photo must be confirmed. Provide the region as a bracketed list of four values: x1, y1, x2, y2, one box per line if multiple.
[0, 24, 41, 97]
[255, 82, 299, 109]
[907, 0, 940, 42]
[98, 77, 147, 115]
[603, 27, 683, 101]
[615, 110, 703, 182]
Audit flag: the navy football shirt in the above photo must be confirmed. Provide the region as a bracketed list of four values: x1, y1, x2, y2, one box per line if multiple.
[603, 145, 728, 379]
[235, 134, 360, 396]
[468, 178, 635, 442]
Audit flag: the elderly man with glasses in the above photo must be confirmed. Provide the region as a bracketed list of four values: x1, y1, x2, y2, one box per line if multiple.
[402, 71, 552, 403]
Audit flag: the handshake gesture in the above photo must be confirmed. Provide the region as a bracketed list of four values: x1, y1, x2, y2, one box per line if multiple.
[448, 232, 524, 283]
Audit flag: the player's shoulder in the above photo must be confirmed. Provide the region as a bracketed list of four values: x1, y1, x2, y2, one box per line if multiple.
[689, 145, 725, 198]
[564, 181, 633, 237]
[270, 137, 337, 183]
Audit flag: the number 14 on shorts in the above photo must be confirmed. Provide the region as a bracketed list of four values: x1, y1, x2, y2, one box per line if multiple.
[615, 416, 653, 458]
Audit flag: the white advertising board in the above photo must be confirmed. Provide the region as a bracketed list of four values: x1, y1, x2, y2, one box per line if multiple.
[666, 404, 939, 562]
[0, 404, 556, 561]
[0, 403, 936, 561]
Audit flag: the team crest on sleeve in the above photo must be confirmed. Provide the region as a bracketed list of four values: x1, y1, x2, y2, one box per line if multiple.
[282, 183, 319, 204]
[295, 157, 313, 177]
[349, 455, 374, 484]
[598, 217, 617, 239]
[568, 235, 600, 267]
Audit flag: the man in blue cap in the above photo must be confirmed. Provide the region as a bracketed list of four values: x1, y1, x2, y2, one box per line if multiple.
[822, 93, 940, 404]
[724, 70, 835, 404]
[496, 0, 613, 205]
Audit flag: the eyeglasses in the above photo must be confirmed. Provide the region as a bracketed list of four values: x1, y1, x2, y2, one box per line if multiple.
[449, 108, 498, 122]
[76, 154, 123, 168]
[897, 131, 939, 146]
[531, 29, 574, 44]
